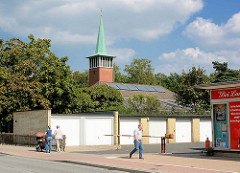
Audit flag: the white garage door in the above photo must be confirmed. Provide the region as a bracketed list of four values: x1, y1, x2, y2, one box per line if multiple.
[84, 117, 113, 145]
[176, 119, 191, 143]
[200, 119, 212, 142]
[120, 118, 139, 144]
[149, 118, 166, 144]
[51, 116, 81, 146]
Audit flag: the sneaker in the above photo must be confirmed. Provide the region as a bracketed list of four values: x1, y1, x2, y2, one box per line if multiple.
[129, 154, 132, 159]
[139, 157, 144, 159]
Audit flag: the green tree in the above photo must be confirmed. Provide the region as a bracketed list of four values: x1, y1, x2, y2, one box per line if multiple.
[155, 72, 183, 93]
[0, 35, 79, 115]
[127, 94, 161, 114]
[83, 85, 124, 111]
[25, 35, 77, 114]
[145, 95, 161, 114]
[71, 87, 95, 113]
[0, 38, 51, 113]
[124, 58, 156, 85]
[211, 61, 240, 82]
[177, 66, 210, 112]
[0, 37, 52, 131]
[127, 94, 146, 113]
[73, 70, 89, 88]
[113, 63, 128, 83]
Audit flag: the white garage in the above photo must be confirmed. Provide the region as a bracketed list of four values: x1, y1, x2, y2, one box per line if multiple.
[200, 119, 212, 142]
[149, 118, 166, 144]
[120, 117, 139, 144]
[51, 116, 81, 146]
[176, 118, 192, 143]
[84, 117, 113, 145]
[51, 114, 114, 146]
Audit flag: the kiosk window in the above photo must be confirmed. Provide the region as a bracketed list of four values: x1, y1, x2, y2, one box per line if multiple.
[213, 104, 229, 148]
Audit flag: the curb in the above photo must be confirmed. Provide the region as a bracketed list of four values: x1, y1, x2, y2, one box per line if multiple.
[0, 150, 155, 173]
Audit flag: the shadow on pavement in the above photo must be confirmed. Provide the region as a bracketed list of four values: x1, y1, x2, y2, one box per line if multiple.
[68, 142, 240, 161]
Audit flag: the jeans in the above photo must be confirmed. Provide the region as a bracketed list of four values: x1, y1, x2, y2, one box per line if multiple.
[45, 137, 52, 153]
[130, 139, 143, 158]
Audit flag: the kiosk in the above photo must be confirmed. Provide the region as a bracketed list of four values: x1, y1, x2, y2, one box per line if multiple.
[194, 80, 240, 151]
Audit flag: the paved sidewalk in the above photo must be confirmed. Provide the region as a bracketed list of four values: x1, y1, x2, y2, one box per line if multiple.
[0, 144, 240, 173]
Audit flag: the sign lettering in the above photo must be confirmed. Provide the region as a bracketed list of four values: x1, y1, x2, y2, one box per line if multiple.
[212, 88, 240, 100]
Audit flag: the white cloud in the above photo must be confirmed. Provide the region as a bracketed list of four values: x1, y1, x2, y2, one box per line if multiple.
[184, 12, 240, 50]
[108, 48, 135, 65]
[0, 0, 203, 45]
[156, 47, 240, 75]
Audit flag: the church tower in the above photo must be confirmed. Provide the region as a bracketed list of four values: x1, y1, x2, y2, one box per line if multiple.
[87, 15, 115, 86]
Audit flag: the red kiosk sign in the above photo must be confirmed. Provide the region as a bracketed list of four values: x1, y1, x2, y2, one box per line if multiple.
[212, 88, 240, 100]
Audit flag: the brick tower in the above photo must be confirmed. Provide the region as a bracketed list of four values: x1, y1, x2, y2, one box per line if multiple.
[86, 15, 115, 86]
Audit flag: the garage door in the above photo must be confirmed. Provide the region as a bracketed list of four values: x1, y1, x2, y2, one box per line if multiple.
[200, 119, 212, 142]
[84, 117, 113, 145]
[51, 116, 81, 146]
[120, 118, 139, 144]
[149, 118, 166, 144]
[176, 119, 191, 143]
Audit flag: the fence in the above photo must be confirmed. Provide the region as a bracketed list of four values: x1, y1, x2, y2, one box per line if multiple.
[0, 133, 66, 151]
[0, 133, 37, 146]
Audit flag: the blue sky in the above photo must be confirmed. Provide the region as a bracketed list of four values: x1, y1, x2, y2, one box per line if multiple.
[1, 0, 240, 75]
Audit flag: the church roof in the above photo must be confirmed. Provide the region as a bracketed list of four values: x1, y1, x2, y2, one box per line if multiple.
[86, 15, 115, 58]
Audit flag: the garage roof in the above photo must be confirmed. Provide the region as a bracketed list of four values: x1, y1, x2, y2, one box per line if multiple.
[193, 80, 240, 90]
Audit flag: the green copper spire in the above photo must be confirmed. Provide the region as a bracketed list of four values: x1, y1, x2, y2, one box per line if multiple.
[95, 15, 108, 55]
[86, 14, 115, 58]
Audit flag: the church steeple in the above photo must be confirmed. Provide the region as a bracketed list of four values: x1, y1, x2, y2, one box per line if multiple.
[95, 15, 108, 55]
[86, 14, 116, 86]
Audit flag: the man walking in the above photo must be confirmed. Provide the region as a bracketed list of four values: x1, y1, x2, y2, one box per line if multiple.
[129, 124, 144, 159]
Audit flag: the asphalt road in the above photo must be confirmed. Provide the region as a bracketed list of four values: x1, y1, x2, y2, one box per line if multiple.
[0, 153, 127, 173]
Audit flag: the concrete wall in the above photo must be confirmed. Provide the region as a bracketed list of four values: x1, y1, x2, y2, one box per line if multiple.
[13, 109, 51, 135]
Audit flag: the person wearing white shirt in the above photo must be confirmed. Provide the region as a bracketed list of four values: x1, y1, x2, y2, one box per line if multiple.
[129, 124, 144, 159]
[54, 125, 63, 152]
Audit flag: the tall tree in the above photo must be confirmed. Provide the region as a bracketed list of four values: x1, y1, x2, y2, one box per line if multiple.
[73, 70, 89, 88]
[177, 66, 210, 111]
[113, 63, 128, 83]
[124, 58, 156, 85]
[0, 35, 79, 115]
[211, 61, 240, 82]
[155, 72, 183, 93]
[26, 35, 77, 114]
[0, 37, 51, 131]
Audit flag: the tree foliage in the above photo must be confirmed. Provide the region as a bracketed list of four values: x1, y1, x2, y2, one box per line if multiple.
[127, 94, 160, 114]
[155, 72, 183, 93]
[124, 58, 156, 85]
[211, 61, 240, 82]
[113, 63, 128, 83]
[176, 66, 210, 111]
[73, 70, 89, 88]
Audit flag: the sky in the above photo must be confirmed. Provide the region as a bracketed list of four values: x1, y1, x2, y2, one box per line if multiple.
[1, 0, 240, 76]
